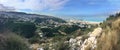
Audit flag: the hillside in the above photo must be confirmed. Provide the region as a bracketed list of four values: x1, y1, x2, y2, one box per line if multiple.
[80, 13, 120, 50]
[64, 13, 120, 50]
[1, 11, 120, 50]
[0, 11, 98, 50]
[0, 11, 66, 25]
[95, 13, 120, 50]
[1, 11, 114, 50]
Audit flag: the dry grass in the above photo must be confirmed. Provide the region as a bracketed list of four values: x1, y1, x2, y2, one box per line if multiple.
[85, 44, 91, 50]
[95, 18, 120, 50]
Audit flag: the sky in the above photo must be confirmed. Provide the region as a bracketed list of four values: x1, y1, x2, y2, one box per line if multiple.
[0, 0, 120, 21]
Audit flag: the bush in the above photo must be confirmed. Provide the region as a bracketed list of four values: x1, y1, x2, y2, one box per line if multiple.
[29, 36, 40, 44]
[58, 25, 80, 34]
[53, 41, 70, 50]
[41, 28, 56, 37]
[0, 33, 30, 50]
[7, 22, 37, 38]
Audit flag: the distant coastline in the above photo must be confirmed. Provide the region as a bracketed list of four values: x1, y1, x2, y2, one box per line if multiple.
[85, 21, 100, 24]
[59, 16, 108, 23]
[66, 19, 100, 25]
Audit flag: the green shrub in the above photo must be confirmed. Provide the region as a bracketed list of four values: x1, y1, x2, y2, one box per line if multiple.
[7, 22, 37, 38]
[58, 25, 80, 34]
[0, 33, 30, 50]
[53, 41, 70, 50]
[29, 36, 40, 44]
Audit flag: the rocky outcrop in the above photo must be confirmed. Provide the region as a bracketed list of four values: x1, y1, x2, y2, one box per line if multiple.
[30, 27, 102, 50]
[69, 27, 102, 50]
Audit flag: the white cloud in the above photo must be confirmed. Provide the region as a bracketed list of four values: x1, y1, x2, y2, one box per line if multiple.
[0, 4, 15, 11]
[0, 0, 69, 11]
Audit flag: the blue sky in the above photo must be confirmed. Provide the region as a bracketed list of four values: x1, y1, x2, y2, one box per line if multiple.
[54, 0, 120, 16]
[0, 0, 120, 21]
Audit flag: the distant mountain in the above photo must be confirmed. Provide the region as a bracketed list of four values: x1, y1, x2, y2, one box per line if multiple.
[0, 11, 66, 25]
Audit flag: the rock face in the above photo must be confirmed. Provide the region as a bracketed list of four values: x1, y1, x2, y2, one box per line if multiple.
[69, 27, 102, 50]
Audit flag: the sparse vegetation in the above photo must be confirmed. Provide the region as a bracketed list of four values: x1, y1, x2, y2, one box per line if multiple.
[95, 13, 120, 50]
[0, 11, 97, 50]
[0, 33, 30, 50]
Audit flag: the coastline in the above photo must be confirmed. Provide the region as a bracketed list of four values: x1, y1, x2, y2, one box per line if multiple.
[67, 19, 101, 25]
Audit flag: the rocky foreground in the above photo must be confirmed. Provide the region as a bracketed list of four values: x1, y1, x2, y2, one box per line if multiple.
[69, 27, 102, 50]
[30, 27, 102, 50]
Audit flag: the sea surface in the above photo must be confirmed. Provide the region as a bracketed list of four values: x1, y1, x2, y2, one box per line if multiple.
[81, 16, 108, 22]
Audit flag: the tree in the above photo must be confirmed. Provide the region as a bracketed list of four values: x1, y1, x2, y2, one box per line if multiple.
[8, 22, 37, 38]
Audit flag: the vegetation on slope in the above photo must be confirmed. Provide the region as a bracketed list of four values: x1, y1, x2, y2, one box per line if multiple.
[0, 33, 30, 50]
[0, 11, 97, 50]
[96, 13, 120, 50]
